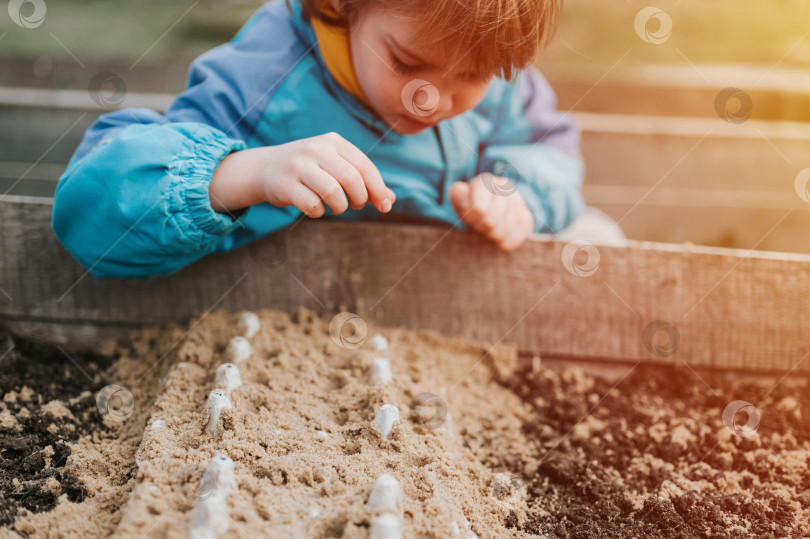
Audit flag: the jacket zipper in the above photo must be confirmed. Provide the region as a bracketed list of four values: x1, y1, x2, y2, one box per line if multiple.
[433, 125, 447, 205]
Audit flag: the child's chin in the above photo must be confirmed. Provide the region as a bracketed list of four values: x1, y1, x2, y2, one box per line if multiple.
[390, 115, 436, 134]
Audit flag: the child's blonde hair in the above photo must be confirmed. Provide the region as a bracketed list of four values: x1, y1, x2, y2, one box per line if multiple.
[293, 0, 562, 81]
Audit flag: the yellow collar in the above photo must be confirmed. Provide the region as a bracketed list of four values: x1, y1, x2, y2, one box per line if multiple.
[310, 3, 371, 107]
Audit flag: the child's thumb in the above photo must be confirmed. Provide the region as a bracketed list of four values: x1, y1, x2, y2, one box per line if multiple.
[449, 181, 471, 216]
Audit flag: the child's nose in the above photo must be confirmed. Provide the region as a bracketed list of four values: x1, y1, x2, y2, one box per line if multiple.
[404, 80, 454, 121]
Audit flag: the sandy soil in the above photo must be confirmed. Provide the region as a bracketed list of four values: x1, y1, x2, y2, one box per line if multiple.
[1, 308, 808, 538]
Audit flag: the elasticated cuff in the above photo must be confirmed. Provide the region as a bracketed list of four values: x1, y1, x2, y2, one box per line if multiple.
[165, 124, 248, 247]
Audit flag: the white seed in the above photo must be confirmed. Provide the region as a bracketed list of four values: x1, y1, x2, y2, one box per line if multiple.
[150, 419, 166, 430]
[236, 312, 260, 339]
[451, 518, 477, 538]
[367, 473, 400, 511]
[216, 363, 242, 394]
[444, 411, 454, 434]
[374, 404, 399, 438]
[369, 513, 402, 539]
[200, 454, 236, 494]
[308, 507, 320, 518]
[450, 518, 478, 539]
[316, 429, 329, 438]
[188, 456, 235, 539]
[369, 334, 389, 351]
[225, 337, 251, 363]
[372, 358, 392, 384]
[207, 390, 232, 436]
[188, 496, 228, 539]
[463, 518, 478, 539]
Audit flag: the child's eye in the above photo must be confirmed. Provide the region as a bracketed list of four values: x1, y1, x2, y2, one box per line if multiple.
[389, 51, 491, 83]
[390, 54, 420, 76]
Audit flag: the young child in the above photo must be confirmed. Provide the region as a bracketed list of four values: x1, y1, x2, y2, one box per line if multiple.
[53, 0, 588, 279]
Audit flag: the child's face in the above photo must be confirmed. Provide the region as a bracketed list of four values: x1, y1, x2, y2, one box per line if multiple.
[343, 4, 495, 135]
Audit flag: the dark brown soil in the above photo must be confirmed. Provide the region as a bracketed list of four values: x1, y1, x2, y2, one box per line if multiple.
[503, 361, 810, 538]
[2, 316, 809, 538]
[0, 331, 116, 527]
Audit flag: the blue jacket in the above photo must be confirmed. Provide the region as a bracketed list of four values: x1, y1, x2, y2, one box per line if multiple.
[52, 0, 585, 279]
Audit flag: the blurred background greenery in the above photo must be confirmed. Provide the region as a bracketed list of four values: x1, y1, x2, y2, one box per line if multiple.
[0, 0, 809, 92]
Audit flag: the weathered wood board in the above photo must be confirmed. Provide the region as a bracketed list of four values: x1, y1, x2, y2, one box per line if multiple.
[2, 198, 810, 374]
[577, 112, 810, 253]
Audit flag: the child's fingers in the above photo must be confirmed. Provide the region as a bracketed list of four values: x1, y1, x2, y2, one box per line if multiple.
[497, 204, 534, 251]
[449, 181, 471, 218]
[287, 182, 326, 218]
[463, 176, 496, 228]
[317, 150, 368, 210]
[488, 201, 518, 242]
[477, 190, 510, 235]
[301, 166, 354, 215]
[334, 136, 395, 212]
[498, 228, 525, 252]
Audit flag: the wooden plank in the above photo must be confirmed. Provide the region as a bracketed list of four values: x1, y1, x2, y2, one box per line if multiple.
[584, 204, 810, 254]
[0, 87, 175, 111]
[577, 112, 810, 253]
[549, 64, 810, 122]
[2, 198, 810, 374]
[0, 105, 98, 164]
[578, 113, 810, 192]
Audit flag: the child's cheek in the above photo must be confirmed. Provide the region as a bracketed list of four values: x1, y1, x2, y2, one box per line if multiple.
[381, 75, 401, 111]
[375, 76, 404, 118]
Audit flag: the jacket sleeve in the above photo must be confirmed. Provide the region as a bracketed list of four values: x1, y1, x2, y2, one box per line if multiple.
[475, 66, 586, 234]
[52, 5, 299, 279]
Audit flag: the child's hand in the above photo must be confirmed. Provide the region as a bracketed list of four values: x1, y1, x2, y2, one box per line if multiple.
[210, 132, 396, 217]
[449, 174, 535, 251]
[257, 132, 396, 217]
